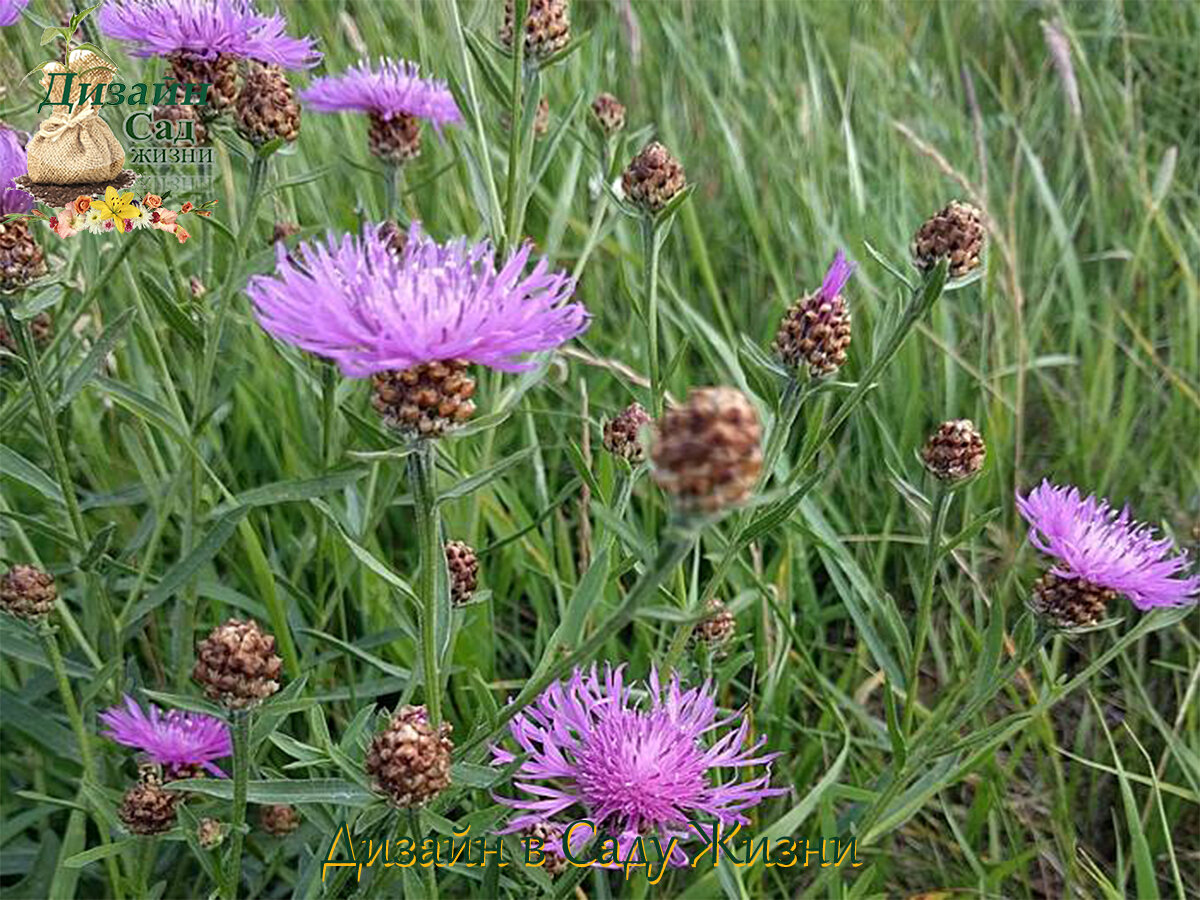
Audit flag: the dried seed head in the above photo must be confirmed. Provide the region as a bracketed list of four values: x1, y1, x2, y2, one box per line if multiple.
[259, 804, 300, 836]
[169, 52, 240, 116]
[693, 598, 736, 647]
[369, 111, 421, 164]
[523, 822, 567, 877]
[911, 201, 986, 278]
[192, 618, 283, 709]
[774, 292, 852, 377]
[235, 62, 301, 148]
[0, 312, 53, 360]
[922, 419, 986, 483]
[152, 103, 208, 145]
[119, 774, 179, 836]
[622, 141, 686, 215]
[197, 817, 225, 849]
[0, 220, 48, 294]
[0, 564, 56, 622]
[651, 387, 763, 514]
[445, 541, 479, 607]
[371, 360, 477, 438]
[366, 705, 453, 808]
[602, 402, 652, 464]
[501, 0, 571, 60]
[591, 92, 626, 135]
[1030, 572, 1114, 630]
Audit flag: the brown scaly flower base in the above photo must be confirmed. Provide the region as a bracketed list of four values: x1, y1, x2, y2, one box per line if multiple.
[0, 311, 53, 359]
[369, 112, 421, 165]
[152, 103, 208, 145]
[0, 219, 47, 294]
[774, 291, 852, 377]
[366, 705, 453, 808]
[622, 141, 687, 215]
[602, 402, 651, 464]
[0, 564, 56, 622]
[371, 360, 476, 438]
[501, 0, 571, 60]
[911, 201, 985, 278]
[259, 803, 301, 836]
[235, 62, 301, 148]
[192, 618, 283, 709]
[922, 419, 986, 483]
[1030, 572, 1114, 630]
[693, 597, 736, 648]
[168, 51, 240, 116]
[119, 774, 180, 836]
[445, 541, 479, 606]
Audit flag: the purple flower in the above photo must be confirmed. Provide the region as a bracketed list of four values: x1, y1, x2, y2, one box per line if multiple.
[247, 223, 589, 377]
[1, 126, 33, 215]
[98, 0, 320, 69]
[99, 696, 232, 777]
[1017, 480, 1200, 610]
[819, 249, 856, 301]
[491, 666, 784, 863]
[1, 0, 29, 28]
[301, 58, 462, 129]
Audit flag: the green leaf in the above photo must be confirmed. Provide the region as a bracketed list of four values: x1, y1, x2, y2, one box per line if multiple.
[62, 839, 137, 869]
[555, 547, 610, 646]
[436, 447, 534, 504]
[207, 468, 367, 518]
[138, 273, 204, 353]
[55, 307, 136, 412]
[0, 446, 64, 505]
[309, 499, 417, 602]
[169, 778, 377, 807]
[41, 26, 65, 45]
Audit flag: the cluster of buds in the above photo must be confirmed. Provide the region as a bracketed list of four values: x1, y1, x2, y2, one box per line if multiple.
[192, 618, 282, 709]
[602, 402, 652, 464]
[0, 565, 56, 622]
[366, 705, 453, 808]
[622, 141, 687, 215]
[445, 541, 479, 606]
[371, 360, 477, 438]
[911, 201, 986, 278]
[651, 387, 762, 515]
[922, 419, 986, 483]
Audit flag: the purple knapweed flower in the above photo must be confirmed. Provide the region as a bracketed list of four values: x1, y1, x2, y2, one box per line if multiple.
[818, 249, 856, 302]
[1, 126, 33, 215]
[97, 0, 320, 69]
[491, 666, 784, 866]
[301, 58, 461, 129]
[0, 0, 29, 28]
[246, 222, 589, 377]
[1017, 480, 1200, 610]
[100, 696, 232, 777]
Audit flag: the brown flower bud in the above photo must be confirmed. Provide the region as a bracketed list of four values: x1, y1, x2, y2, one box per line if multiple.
[376, 221, 407, 257]
[651, 387, 762, 514]
[0, 220, 48, 294]
[602, 402, 652, 464]
[371, 360, 477, 438]
[0, 564, 56, 622]
[259, 804, 301, 836]
[622, 141, 687, 215]
[197, 817, 225, 849]
[369, 112, 421, 164]
[911, 201, 986, 278]
[119, 775, 179, 836]
[192, 618, 283, 709]
[366, 705, 453, 808]
[773, 292, 852, 377]
[523, 822, 567, 877]
[169, 51, 239, 116]
[235, 62, 301, 147]
[693, 598, 736, 647]
[921, 419, 986, 483]
[1030, 572, 1113, 629]
[591, 93, 626, 136]
[445, 541, 479, 607]
[501, 0, 571, 60]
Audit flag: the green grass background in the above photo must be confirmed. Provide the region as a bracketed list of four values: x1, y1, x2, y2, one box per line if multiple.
[2, 1, 1199, 897]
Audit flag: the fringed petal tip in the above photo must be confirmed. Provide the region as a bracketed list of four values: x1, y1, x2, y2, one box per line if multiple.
[819, 249, 856, 301]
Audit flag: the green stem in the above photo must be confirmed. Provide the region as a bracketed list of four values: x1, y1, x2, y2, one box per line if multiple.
[904, 485, 950, 734]
[408, 441, 444, 725]
[222, 711, 251, 900]
[641, 218, 664, 418]
[41, 628, 124, 900]
[501, 0, 528, 254]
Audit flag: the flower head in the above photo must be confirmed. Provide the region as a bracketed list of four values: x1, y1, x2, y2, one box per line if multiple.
[301, 58, 461, 129]
[100, 696, 232, 776]
[247, 223, 588, 378]
[97, 0, 320, 69]
[492, 666, 783, 860]
[1, 125, 33, 216]
[1017, 480, 1200, 610]
[94, 187, 138, 233]
[0, 0, 28, 28]
[84, 207, 106, 233]
[73, 196, 92, 215]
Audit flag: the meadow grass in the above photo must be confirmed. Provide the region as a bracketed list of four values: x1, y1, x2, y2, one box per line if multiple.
[1, 1, 1198, 898]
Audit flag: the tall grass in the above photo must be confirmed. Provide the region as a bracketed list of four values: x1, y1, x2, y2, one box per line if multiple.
[2, 1, 1198, 898]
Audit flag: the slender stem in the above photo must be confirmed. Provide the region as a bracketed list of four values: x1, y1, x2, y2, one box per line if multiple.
[904, 485, 950, 734]
[41, 628, 124, 900]
[222, 711, 251, 900]
[137, 836, 156, 898]
[501, 0, 528, 255]
[409, 810, 438, 900]
[408, 441, 444, 725]
[383, 163, 399, 221]
[641, 218, 663, 418]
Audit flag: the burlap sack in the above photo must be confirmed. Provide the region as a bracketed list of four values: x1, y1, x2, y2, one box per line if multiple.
[26, 106, 125, 185]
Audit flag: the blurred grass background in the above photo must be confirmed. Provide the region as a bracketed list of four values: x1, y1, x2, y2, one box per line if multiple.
[2, 1, 1199, 897]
